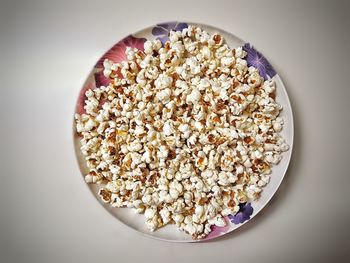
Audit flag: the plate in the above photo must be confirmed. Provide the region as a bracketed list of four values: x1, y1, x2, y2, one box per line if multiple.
[73, 22, 294, 242]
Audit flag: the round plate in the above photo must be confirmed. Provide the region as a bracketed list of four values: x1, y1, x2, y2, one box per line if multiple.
[73, 22, 294, 242]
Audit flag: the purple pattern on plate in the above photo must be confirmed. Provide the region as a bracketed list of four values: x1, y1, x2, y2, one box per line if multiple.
[228, 203, 253, 224]
[243, 43, 277, 80]
[152, 22, 188, 44]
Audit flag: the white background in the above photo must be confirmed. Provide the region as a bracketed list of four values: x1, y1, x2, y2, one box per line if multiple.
[1, 0, 350, 262]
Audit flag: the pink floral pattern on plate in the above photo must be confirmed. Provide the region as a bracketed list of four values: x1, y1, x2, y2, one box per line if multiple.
[76, 35, 146, 114]
[204, 216, 231, 240]
[94, 35, 146, 87]
[76, 81, 95, 115]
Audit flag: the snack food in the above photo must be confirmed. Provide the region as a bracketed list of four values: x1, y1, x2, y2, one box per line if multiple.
[75, 25, 289, 239]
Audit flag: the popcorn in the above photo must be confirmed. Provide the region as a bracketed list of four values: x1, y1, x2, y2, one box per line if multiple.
[144, 41, 153, 54]
[163, 120, 175, 136]
[208, 215, 226, 227]
[75, 25, 289, 240]
[155, 73, 173, 89]
[146, 216, 160, 231]
[156, 88, 172, 103]
[273, 118, 283, 132]
[186, 88, 201, 105]
[144, 207, 157, 220]
[221, 56, 235, 67]
[159, 207, 171, 224]
[84, 118, 97, 131]
[127, 140, 142, 152]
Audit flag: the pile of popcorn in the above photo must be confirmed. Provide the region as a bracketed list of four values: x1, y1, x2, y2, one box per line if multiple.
[75, 25, 289, 239]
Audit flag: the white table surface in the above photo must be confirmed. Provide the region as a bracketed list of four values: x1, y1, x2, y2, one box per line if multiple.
[1, 0, 350, 262]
